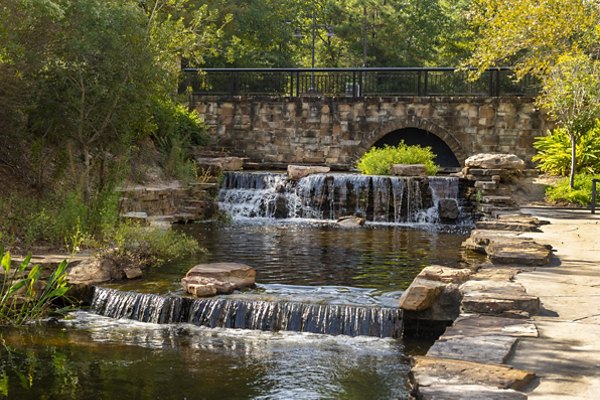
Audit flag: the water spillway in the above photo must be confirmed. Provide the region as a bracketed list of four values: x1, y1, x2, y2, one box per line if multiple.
[219, 171, 466, 225]
[91, 287, 403, 338]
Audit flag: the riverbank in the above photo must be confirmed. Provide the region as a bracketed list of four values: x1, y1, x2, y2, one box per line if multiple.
[508, 207, 600, 399]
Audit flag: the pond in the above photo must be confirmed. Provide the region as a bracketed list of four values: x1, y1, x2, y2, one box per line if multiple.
[1, 172, 472, 399]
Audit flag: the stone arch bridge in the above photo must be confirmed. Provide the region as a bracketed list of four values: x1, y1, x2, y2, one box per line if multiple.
[186, 67, 546, 169]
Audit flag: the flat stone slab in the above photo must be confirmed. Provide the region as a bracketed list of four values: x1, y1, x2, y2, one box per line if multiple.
[196, 156, 244, 171]
[444, 314, 538, 338]
[391, 163, 427, 176]
[476, 220, 542, 232]
[418, 266, 473, 284]
[427, 334, 519, 364]
[182, 262, 256, 297]
[487, 241, 552, 266]
[462, 229, 553, 265]
[287, 165, 330, 180]
[413, 356, 535, 390]
[461, 280, 540, 316]
[471, 267, 524, 282]
[417, 384, 527, 400]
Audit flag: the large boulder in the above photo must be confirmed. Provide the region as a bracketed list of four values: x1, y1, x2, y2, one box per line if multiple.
[465, 154, 525, 170]
[287, 165, 330, 180]
[182, 262, 256, 297]
[437, 198, 460, 220]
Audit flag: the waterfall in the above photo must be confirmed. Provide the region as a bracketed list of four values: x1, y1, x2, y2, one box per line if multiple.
[218, 171, 466, 224]
[91, 287, 403, 339]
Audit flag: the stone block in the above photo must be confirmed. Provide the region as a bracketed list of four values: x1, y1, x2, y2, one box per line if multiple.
[419, 266, 472, 285]
[287, 165, 330, 180]
[427, 334, 519, 364]
[398, 278, 445, 311]
[391, 164, 427, 176]
[417, 384, 527, 400]
[465, 154, 525, 170]
[460, 280, 540, 316]
[413, 356, 535, 391]
[182, 262, 256, 297]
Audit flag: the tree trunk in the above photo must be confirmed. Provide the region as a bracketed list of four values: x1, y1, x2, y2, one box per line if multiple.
[570, 135, 576, 189]
[83, 146, 92, 204]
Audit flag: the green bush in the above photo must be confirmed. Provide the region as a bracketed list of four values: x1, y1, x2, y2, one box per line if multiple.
[533, 121, 600, 176]
[356, 142, 439, 175]
[546, 173, 598, 206]
[103, 224, 203, 269]
[151, 99, 207, 182]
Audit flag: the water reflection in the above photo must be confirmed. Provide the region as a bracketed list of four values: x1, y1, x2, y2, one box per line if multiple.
[1, 312, 410, 399]
[165, 222, 467, 293]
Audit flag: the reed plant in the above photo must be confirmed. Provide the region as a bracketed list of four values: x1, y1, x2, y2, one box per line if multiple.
[0, 248, 73, 326]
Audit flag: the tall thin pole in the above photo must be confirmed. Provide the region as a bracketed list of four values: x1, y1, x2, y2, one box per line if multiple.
[311, 11, 316, 90]
[362, 6, 367, 67]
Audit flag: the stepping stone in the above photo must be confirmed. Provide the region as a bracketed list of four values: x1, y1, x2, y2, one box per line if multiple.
[182, 262, 256, 297]
[418, 384, 527, 400]
[460, 280, 540, 316]
[444, 314, 538, 338]
[413, 356, 535, 391]
[426, 334, 518, 364]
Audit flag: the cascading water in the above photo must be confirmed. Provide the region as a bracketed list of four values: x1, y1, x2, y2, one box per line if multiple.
[91, 287, 403, 338]
[219, 171, 468, 225]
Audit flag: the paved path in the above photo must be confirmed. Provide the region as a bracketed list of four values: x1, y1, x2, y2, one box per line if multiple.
[508, 208, 600, 399]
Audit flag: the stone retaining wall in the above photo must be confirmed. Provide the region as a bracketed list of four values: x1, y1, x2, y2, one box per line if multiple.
[194, 95, 547, 168]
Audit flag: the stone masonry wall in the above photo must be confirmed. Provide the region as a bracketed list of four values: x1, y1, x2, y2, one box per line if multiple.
[193, 95, 548, 168]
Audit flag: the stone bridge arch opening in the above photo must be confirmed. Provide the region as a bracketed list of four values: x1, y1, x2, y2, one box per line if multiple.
[372, 128, 461, 168]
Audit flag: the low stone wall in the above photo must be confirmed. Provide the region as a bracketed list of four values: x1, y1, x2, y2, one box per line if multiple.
[401, 213, 554, 399]
[117, 181, 219, 225]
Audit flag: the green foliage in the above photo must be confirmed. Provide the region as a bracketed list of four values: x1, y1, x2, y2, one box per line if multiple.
[0, 249, 73, 326]
[356, 143, 439, 176]
[103, 224, 203, 268]
[152, 99, 207, 181]
[533, 122, 600, 176]
[545, 174, 598, 206]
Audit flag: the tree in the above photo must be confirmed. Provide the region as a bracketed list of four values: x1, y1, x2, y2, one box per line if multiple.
[465, 0, 600, 187]
[537, 54, 600, 187]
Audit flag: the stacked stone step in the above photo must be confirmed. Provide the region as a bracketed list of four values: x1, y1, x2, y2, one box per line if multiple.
[404, 212, 554, 399]
[462, 154, 526, 218]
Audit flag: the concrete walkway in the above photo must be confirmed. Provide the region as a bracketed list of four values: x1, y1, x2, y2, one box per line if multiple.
[508, 208, 600, 399]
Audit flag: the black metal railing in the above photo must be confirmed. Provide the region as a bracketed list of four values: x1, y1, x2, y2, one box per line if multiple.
[181, 67, 538, 98]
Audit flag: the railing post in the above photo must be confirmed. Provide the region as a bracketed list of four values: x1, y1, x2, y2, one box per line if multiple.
[289, 71, 294, 97]
[423, 70, 428, 96]
[296, 71, 300, 97]
[592, 179, 599, 214]
[417, 70, 421, 96]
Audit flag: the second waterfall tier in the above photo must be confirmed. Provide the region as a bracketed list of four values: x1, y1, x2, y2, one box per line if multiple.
[218, 171, 470, 225]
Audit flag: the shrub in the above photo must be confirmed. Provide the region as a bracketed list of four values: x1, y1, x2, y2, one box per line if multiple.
[152, 99, 208, 182]
[356, 142, 439, 175]
[103, 223, 203, 269]
[0, 249, 73, 326]
[533, 121, 600, 176]
[545, 173, 598, 206]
